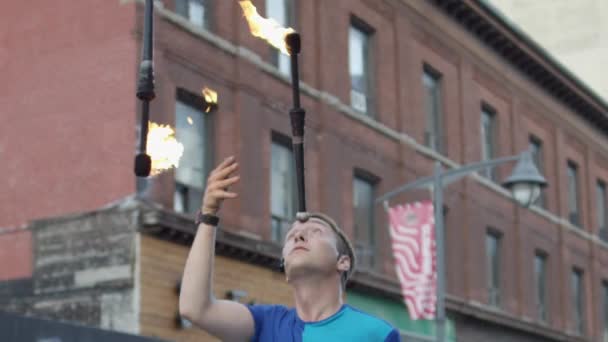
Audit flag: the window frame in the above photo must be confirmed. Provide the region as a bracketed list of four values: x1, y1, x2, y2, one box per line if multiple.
[485, 229, 502, 307]
[534, 251, 548, 323]
[529, 135, 546, 208]
[265, 0, 296, 75]
[597, 179, 607, 240]
[567, 160, 580, 226]
[173, 88, 214, 215]
[353, 169, 379, 270]
[422, 65, 444, 154]
[480, 104, 498, 181]
[348, 16, 375, 117]
[270, 132, 297, 243]
[571, 268, 585, 335]
[175, 0, 213, 30]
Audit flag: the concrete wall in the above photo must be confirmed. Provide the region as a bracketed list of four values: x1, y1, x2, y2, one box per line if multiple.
[0, 198, 141, 335]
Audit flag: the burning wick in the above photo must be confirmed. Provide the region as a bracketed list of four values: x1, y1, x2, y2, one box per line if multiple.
[238, 0, 295, 55]
[187, 116, 193, 125]
[147, 121, 184, 176]
[202, 87, 218, 113]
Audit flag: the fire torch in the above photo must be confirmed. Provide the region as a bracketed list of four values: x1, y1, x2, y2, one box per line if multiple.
[285, 33, 307, 216]
[134, 0, 155, 177]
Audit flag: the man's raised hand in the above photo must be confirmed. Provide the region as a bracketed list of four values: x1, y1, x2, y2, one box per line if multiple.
[201, 156, 240, 215]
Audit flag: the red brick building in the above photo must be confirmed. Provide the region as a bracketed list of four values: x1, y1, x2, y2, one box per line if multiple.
[2, 0, 608, 341]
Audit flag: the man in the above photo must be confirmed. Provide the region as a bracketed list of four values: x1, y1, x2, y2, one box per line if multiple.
[179, 156, 400, 341]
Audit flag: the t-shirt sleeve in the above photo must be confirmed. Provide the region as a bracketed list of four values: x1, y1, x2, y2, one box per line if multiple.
[384, 328, 401, 342]
[246, 304, 276, 342]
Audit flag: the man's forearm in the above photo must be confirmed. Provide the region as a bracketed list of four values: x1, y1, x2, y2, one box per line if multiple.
[179, 223, 217, 320]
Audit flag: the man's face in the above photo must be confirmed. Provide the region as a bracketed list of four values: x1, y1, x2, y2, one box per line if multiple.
[281, 218, 340, 281]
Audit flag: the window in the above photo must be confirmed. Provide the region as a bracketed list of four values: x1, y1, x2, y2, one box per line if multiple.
[572, 268, 585, 335]
[486, 231, 501, 306]
[422, 67, 443, 153]
[271, 134, 296, 242]
[603, 281, 608, 341]
[353, 174, 376, 269]
[174, 89, 213, 214]
[529, 136, 545, 208]
[481, 106, 497, 181]
[567, 161, 580, 226]
[175, 0, 211, 29]
[266, 0, 293, 75]
[534, 252, 548, 322]
[598, 180, 607, 241]
[349, 20, 374, 116]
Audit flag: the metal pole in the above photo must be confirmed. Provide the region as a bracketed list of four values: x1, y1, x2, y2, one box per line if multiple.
[433, 161, 446, 342]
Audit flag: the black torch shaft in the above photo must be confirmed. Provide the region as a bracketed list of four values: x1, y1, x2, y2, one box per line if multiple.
[285, 33, 306, 214]
[139, 101, 150, 153]
[289, 48, 300, 109]
[134, 0, 155, 177]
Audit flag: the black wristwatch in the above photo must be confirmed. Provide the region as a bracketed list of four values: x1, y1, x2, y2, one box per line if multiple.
[195, 210, 220, 227]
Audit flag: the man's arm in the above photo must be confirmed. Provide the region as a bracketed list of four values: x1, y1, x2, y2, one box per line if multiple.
[178, 157, 255, 341]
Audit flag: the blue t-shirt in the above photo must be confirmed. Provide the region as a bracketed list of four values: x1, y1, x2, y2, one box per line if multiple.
[247, 304, 401, 341]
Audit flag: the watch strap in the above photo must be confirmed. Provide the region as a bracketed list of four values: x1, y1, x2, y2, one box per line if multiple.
[195, 210, 220, 227]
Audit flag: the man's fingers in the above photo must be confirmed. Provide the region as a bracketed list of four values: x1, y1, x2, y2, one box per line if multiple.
[210, 162, 239, 182]
[211, 190, 238, 199]
[209, 156, 236, 180]
[210, 176, 240, 190]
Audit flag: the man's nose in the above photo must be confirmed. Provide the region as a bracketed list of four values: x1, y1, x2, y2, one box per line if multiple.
[294, 231, 306, 242]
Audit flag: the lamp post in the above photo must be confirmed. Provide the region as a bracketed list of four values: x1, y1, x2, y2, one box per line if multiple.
[376, 148, 547, 342]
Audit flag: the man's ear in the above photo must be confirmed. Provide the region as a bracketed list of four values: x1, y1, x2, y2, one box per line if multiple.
[337, 254, 351, 273]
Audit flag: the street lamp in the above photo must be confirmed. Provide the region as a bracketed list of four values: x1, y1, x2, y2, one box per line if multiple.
[502, 150, 547, 208]
[376, 148, 547, 342]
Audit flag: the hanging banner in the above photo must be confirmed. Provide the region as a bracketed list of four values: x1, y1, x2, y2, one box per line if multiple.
[387, 201, 436, 320]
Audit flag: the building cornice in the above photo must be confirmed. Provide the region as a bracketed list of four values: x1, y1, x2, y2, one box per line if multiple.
[430, 0, 608, 134]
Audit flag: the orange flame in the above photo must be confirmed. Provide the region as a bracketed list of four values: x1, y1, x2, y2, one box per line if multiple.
[238, 0, 295, 55]
[147, 121, 184, 176]
[202, 87, 218, 112]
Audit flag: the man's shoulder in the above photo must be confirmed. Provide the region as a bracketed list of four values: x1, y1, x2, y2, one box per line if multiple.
[342, 305, 400, 340]
[246, 304, 295, 321]
[343, 305, 395, 329]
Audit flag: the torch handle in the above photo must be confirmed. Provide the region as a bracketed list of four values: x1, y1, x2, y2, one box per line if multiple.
[291, 110, 306, 213]
[142, 0, 154, 61]
[139, 101, 150, 153]
[290, 52, 300, 109]
[293, 142, 306, 213]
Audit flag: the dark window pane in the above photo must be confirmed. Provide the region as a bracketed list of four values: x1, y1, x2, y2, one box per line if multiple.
[175, 0, 210, 29]
[486, 232, 501, 306]
[174, 96, 211, 214]
[423, 70, 443, 153]
[598, 181, 607, 240]
[349, 24, 373, 115]
[481, 107, 497, 181]
[572, 269, 584, 334]
[271, 138, 296, 242]
[353, 176, 375, 268]
[529, 136, 545, 208]
[534, 253, 547, 322]
[567, 162, 580, 226]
